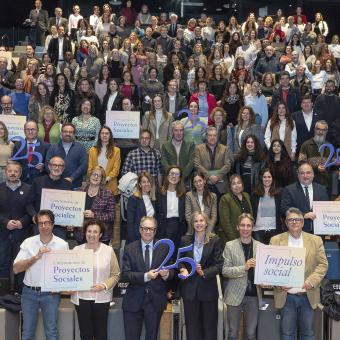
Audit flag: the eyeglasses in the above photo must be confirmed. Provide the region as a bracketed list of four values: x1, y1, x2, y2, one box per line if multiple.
[50, 163, 64, 168]
[25, 128, 37, 132]
[38, 221, 53, 227]
[287, 218, 304, 224]
[315, 128, 328, 132]
[91, 173, 102, 178]
[140, 226, 157, 233]
[169, 172, 181, 177]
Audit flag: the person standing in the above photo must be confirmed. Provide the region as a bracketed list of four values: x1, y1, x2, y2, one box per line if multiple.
[28, 0, 49, 48]
[270, 207, 328, 339]
[13, 210, 69, 340]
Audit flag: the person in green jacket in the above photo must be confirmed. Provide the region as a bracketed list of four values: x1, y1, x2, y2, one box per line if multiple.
[218, 174, 253, 245]
[37, 105, 61, 144]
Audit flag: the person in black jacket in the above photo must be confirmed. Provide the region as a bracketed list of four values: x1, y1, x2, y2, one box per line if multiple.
[126, 171, 156, 243]
[122, 216, 174, 340]
[179, 211, 223, 340]
[251, 168, 282, 244]
[0, 161, 31, 293]
[47, 26, 72, 67]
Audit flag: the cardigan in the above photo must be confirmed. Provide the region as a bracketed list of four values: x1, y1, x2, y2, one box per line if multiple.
[38, 122, 61, 145]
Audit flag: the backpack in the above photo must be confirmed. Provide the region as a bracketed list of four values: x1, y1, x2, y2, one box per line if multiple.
[118, 172, 138, 221]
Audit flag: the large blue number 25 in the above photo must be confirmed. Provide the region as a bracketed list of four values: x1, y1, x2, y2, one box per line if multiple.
[10, 136, 43, 167]
[153, 239, 197, 279]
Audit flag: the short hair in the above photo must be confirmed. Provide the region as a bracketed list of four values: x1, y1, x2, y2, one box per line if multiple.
[83, 218, 106, 235]
[61, 123, 76, 132]
[140, 129, 151, 138]
[301, 94, 312, 102]
[237, 213, 255, 227]
[48, 155, 65, 165]
[285, 207, 303, 218]
[172, 120, 184, 129]
[297, 160, 313, 171]
[24, 120, 38, 129]
[280, 71, 290, 79]
[5, 160, 22, 171]
[87, 165, 106, 186]
[229, 174, 243, 186]
[326, 79, 336, 86]
[206, 126, 218, 135]
[315, 120, 328, 129]
[140, 216, 157, 228]
[35, 209, 55, 225]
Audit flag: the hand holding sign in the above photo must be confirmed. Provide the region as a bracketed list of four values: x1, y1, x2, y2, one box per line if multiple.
[153, 239, 197, 279]
[10, 136, 43, 167]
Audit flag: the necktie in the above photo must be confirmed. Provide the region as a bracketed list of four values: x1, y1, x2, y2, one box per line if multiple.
[28, 144, 33, 164]
[304, 186, 311, 211]
[57, 18, 60, 26]
[145, 244, 150, 271]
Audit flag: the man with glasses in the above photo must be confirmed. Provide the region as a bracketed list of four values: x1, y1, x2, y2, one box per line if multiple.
[270, 207, 328, 339]
[122, 129, 162, 187]
[46, 123, 88, 189]
[281, 160, 329, 233]
[12, 120, 50, 184]
[0, 95, 17, 115]
[122, 216, 173, 340]
[299, 120, 330, 186]
[27, 156, 72, 239]
[13, 209, 68, 339]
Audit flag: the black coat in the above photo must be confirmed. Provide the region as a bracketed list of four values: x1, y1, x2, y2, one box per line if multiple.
[101, 92, 124, 124]
[179, 234, 223, 301]
[122, 239, 174, 312]
[271, 86, 301, 115]
[47, 37, 72, 66]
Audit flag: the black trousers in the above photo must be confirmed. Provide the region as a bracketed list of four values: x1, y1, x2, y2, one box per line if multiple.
[253, 229, 279, 245]
[123, 295, 163, 340]
[75, 299, 110, 340]
[183, 299, 218, 340]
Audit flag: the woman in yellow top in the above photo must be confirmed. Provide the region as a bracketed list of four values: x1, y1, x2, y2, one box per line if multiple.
[88, 126, 121, 195]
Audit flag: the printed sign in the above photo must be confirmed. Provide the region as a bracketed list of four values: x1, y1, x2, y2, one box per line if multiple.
[313, 201, 340, 235]
[41, 250, 93, 291]
[106, 111, 140, 139]
[255, 244, 306, 287]
[40, 189, 86, 227]
[0, 115, 26, 139]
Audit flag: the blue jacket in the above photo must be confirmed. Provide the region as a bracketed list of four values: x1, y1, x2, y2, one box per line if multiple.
[45, 140, 88, 188]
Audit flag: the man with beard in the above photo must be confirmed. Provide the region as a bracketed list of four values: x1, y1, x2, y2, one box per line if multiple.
[314, 80, 340, 140]
[299, 120, 330, 187]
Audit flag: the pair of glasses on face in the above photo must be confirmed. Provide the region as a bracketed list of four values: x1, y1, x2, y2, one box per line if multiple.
[168, 172, 181, 177]
[140, 226, 157, 233]
[287, 218, 304, 224]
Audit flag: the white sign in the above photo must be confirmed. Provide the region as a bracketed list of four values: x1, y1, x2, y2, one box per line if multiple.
[313, 201, 340, 235]
[40, 189, 86, 227]
[0, 115, 26, 139]
[255, 244, 306, 287]
[40, 250, 93, 291]
[106, 110, 140, 139]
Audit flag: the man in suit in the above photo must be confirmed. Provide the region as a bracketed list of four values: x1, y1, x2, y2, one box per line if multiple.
[194, 126, 233, 198]
[222, 213, 261, 340]
[271, 71, 301, 114]
[281, 160, 329, 233]
[161, 121, 195, 186]
[167, 13, 180, 38]
[270, 207, 328, 339]
[48, 26, 73, 67]
[0, 161, 31, 293]
[292, 94, 323, 155]
[48, 7, 68, 33]
[28, 0, 49, 47]
[122, 216, 173, 340]
[12, 120, 50, 184]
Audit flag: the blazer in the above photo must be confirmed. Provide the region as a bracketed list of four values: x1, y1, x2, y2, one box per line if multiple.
[48, 17, 68, 32]
[280, 182, 329, 232]
[292, 110, 323, 154]
[122, 239, 174, 312]
[163, 93, 187, 120]
[142, 111, 173, 150]
[156, 191, 186, 238]
[47, 37, 73, 66]
[251, 193, 283, 233]
[29, 8, 49, 31]
[185, 191, 218, 233]
[270, 231, 328, 309]
[126, 195, 156, 243]
[161, 139, 195, 181]
[271, 86, 301, 115]
[101, 92, 124, 122]
[194, 143, 233, 194]
[222, 238, 261, 306]
[13, 138, 50, 184]
[88, 146, 121, 194]
[218, 192, 253, 245]
[179, 234, 223, 301]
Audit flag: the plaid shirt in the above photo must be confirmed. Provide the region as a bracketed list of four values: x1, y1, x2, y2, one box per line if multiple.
[122, 147, 162, 177]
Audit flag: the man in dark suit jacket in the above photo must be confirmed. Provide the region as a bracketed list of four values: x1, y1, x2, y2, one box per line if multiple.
[122, 216, 173, 340]
[271, 71, 301, 114]
[28, 0, 49, 47]
[281, 160, 329, 233]
[0, 161, 31, 293]
[48, 26, 73, 66]
[12, 120, 50, 184]
[292, 94, 323, 154]
[167, 14, 181, 38]
[48, 7, 68, 33]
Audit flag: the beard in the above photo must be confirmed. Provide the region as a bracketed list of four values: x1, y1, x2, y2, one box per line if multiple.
[313, 135, 326, 146]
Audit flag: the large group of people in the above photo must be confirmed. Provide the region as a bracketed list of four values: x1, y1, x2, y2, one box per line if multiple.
[0, 0, 339, 339]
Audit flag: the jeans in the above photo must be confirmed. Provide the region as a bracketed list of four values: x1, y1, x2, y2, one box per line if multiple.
[281, 294, 315, 340]
[21, 285, 61, 340]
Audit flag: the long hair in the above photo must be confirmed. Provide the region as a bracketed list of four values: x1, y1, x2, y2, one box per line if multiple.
[252, 168, 280, 197]
[160, 166, 185, 197]
[52, 73, 71, 94]
[148, 93, 169, 120]
[95, 125, 115, 159]
[268, 139, 291, 161]
[237, 105, 256, 126]
[133, 171, 156, 200]
[270, 101, 294, 131]
[235, 134, 265, 162]
[0, 121, 9, 144]
[32, 82, 50, 104]
[220, 81, 244, 106]
[190, 211, 215, 244]
[38, 105, 59, 124]
[191, 171, 214, 206]
[98, 64, 110, 84]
